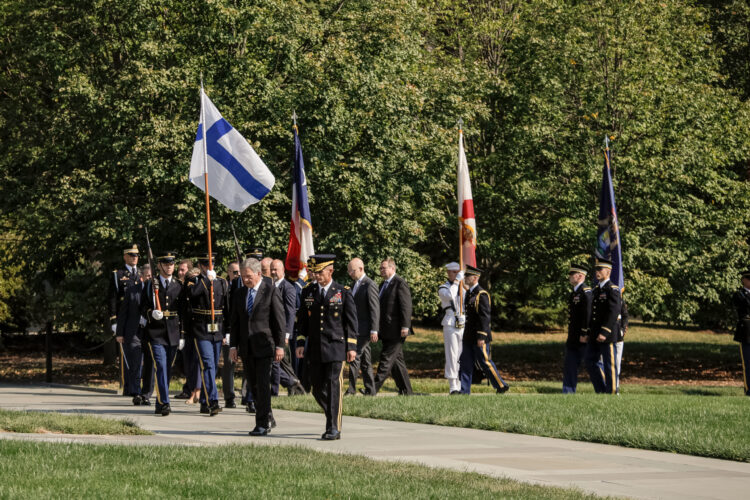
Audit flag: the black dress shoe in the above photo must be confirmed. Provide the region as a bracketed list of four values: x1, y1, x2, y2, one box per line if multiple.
[141, 397, 151, 406]
[269, 416, 277, 429]
[358, 388, 371, 396]
[249, 426, 269, 436]
[174, 391, 190, 400]
[200, 404, 210, 414]
[449, 390, 461, 395]
[288, 382, 306, 396]
[132, 395, 143, 406]
[322, 429, 341, 440]
[209, 402, 222, 416]
[497, 385, 510, 394]
[154, 403, 163, 415]
[246, 401, 256, 413]
[225, 399, 237, 409]
[344, 389, 356, 396]
[240, 398, 248, 406]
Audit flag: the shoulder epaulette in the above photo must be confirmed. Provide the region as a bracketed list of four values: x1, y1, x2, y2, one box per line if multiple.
[476, 289, 491, 309]
[583, 286, 591, 291]
[344, 285, 350, 290]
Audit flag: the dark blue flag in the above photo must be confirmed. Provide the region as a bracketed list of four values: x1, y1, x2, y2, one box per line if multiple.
[595, 141, 624, 288]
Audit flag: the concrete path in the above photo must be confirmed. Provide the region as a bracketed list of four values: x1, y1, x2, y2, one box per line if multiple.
[1, 384, 748, 500]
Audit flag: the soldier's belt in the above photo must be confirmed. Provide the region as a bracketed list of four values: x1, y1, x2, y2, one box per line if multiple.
[192, 308, 223, 316]
[161, 311, 178, 318]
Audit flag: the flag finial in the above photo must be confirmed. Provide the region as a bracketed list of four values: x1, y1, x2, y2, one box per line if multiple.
[604, 135, 609, 150]
[200, 72, 204, 90]
[292, 110, 297, 126]
[457, 117, 463, 132]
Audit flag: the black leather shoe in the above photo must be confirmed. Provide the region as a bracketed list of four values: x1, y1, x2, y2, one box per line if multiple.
[200, 404, 210, 414]
[450, 390, 461, 395]
[141, 397, 151, 406]
[132, 395, 143, 406]
[497, 385, 510, 394]
[322, 429, 341, 440]
[288, 382, 306, 396]
[249, 426, 269, 436]
[344, 389, 356, 396]
[154, 403, 163, 415]
[209, 403, 222, 416]
[246, 401, 256, 413]
[174, 391, 190, 400]
[225, 399, 236, 409]
[269, 416, 277, 429]
[358, 388, 371, 396]
[161, 404, 171, 416]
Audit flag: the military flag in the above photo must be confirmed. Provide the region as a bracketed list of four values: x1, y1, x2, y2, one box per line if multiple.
[596, 138, 624, 287]
[285, 120, 315, 280]
[457, 126, 477, 268]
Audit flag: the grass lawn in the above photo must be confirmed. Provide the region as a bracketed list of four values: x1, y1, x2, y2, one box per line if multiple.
[271, 392, 750, 463]
[0, 409, 150, 435]
[0, 440, 600, 499]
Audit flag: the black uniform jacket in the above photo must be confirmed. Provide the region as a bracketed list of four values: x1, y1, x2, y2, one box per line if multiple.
[140, 276, 184, 346]
[463, 284, 492, 344]
[378, 274, 412, 340]
[296, 280, 358, 363]
[732, 288, 750, 343]
[567, 284, 592, 348]
[108, 266, 139, 324]
[589, 280, 621, 343]
[116, 281, 144, 344]
[229, 279, 286, 359]
[184, 274, 229, 342]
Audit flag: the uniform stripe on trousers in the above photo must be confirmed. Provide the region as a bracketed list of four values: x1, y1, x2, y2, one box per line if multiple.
[609, 344, 616, 394]
[481, 345, 506, 388]
[337, 363, 345, 431]
[194, 339, 209, 404]
[147, 342, 162, 405]
[741, 345, 748, 393]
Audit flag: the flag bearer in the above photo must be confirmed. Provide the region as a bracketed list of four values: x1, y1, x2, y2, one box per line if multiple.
[584, 258, 621, 394]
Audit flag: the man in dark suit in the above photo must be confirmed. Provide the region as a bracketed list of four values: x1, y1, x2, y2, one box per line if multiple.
[373, 257, 413, 396]
[270, 259, 305, 395]
[229, 258, 286, 436]
[731, 269, 750, 396]
[296, 254, 358, 440]
[345, 257, 379, 395]
[116, 264, 154, 405]
[458, 265, 510, 394]
[221, 260, 241, 407]
[140, 252, 185, 416]
[562, 262, 596, 394]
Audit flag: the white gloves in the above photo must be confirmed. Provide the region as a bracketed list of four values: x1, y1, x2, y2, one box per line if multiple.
[151, 309, 164, 320]
[224, 334, 230, 345]
[456, 314, 466, 328]
[178, 338, 185, 350]
[111, 324, 117, 334]
[139, 316, 147, 327]
[456, 270, 465, 282]
[207, 270, 217, 281]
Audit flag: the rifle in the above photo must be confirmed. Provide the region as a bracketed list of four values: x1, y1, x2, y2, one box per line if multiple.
[142, 225, 163, 320]
[231, 224, 244, 265]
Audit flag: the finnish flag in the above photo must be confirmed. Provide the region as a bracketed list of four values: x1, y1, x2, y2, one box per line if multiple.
[190, 88, 275, 212]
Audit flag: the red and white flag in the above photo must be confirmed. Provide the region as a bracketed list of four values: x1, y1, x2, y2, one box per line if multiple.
[285, 125, 315, 280]
[458, 129, 476, 268]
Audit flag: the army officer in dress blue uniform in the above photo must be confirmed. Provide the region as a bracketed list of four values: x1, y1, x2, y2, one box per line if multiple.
[296, 254, 358, 440]
[458, 265, 510, 394]
[562, 262, 596, 393]
[731, 269, 750, 396]
[584, 258, 622, 394]
[141, 252, 185, 416]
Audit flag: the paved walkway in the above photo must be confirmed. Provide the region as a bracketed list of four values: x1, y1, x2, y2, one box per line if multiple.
[1, 384, 748, 500]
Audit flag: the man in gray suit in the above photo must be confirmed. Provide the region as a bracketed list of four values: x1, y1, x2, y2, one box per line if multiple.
[345, 258, 380, 395]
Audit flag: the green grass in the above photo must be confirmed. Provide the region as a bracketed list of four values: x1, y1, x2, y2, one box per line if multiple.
[0, 441, 601, 499]
[271, 392, 750, 462]
[0, 409, 150, 435]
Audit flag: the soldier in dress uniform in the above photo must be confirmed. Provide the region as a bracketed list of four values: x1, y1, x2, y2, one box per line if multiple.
[295, 254, 358, 440]
[731, 269, 750, 396]
[458, 265, 510, 394]
[562, 263, 595, 393]
[185, 253, 228, 416]
[438, 262, 465, 395]
[584, 258, 622, 395]
[108, 245, 141, 394]
[141, 252, 185, 416]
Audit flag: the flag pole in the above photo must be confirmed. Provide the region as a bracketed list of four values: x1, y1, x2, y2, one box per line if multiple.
[457, 119, 464, 315]
[200, 75, 217, 329]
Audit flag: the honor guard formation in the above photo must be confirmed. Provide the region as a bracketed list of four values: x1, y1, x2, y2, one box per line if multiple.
[110, 244, 749, 439]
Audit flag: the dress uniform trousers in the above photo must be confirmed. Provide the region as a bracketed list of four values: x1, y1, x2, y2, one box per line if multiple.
[310, 359, 345, 433]
[182, 336, 202, 394]
[122, 339, 143, 397]
[140, 347, 154, 399]
[442, 326, 463, 392]
[562, 344, 588, 394]
[458, 342, 508, 394]
[740, 342, 750, 396]
[195, 338, 221, 405]
[347, 336, 375, 395]
[586, 342, 618, 394]
[147, 342, 177, 405]
[614, 340, 624, 394]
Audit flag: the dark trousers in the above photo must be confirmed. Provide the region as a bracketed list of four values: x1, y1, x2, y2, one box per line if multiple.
[740, 342, 750, 396]
[586, 342, 618, 394]
[181, 337, 202, 394]
[140, 346, 154, 399]
[458, 342, 508, 394]
[122, 341, 143, 397]
[374, 338, 412, 395]
[562, 344, 587, 394]
[195, 339, 221, 404]
[310, 359, 344, 432]
[243, 354, 273, 428]
[147, 342, 176, 405]
[221, 344, 236, 402]
[271, 347, 299, 395]
[348, 336, 375, 395]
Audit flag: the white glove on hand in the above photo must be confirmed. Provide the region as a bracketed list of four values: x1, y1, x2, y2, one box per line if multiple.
[139, 316, 147, 327]
[111, 324, 117, 334]
[456, 270, 465, 282]
[178, 338, 185, 350]
[456, 314, 466, 328]
[224, 334, 230, 345]
[207, 270, 217, 281]
[151, 309, 164, 320]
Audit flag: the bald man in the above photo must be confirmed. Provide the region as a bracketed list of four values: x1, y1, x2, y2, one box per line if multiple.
[260, 257, 273, 280]
[345, 258, 380, 395]
[270, 259, 305, 396]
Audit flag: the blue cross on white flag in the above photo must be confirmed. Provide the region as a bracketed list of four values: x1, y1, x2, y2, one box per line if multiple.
[190, 88, 275, 212]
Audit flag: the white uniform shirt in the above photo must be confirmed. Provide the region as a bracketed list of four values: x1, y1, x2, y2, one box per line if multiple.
[438, 280, 462, 329]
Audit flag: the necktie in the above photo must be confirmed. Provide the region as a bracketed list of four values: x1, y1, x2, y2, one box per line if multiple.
[319, 285, 325, 302]
[246, 288, 256, 316]
[379, 280, 389, 298]
[352, 279, 360, 297]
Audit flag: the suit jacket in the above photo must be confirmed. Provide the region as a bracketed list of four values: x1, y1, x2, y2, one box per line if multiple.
[229, 279, 285, 359]
[566, 284, 592, 348]
[464, 284, 491, 344]
[296, 280, 358, 363]
[353, 275, 380, 337]
[378, 274, 412, 340]
[733, 288, 750, 343]
[589, 280, 622, 344]
[140, 276, 184, 346]
[108, 266, 139, 324]
[276, 278, 298, 338]
[116, 281, 144, 345]
[184, 275, 229, 342]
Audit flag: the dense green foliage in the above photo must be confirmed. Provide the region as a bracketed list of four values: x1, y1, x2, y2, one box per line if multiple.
[0, 441, 596, 499]
[1, 0, 749, 335]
